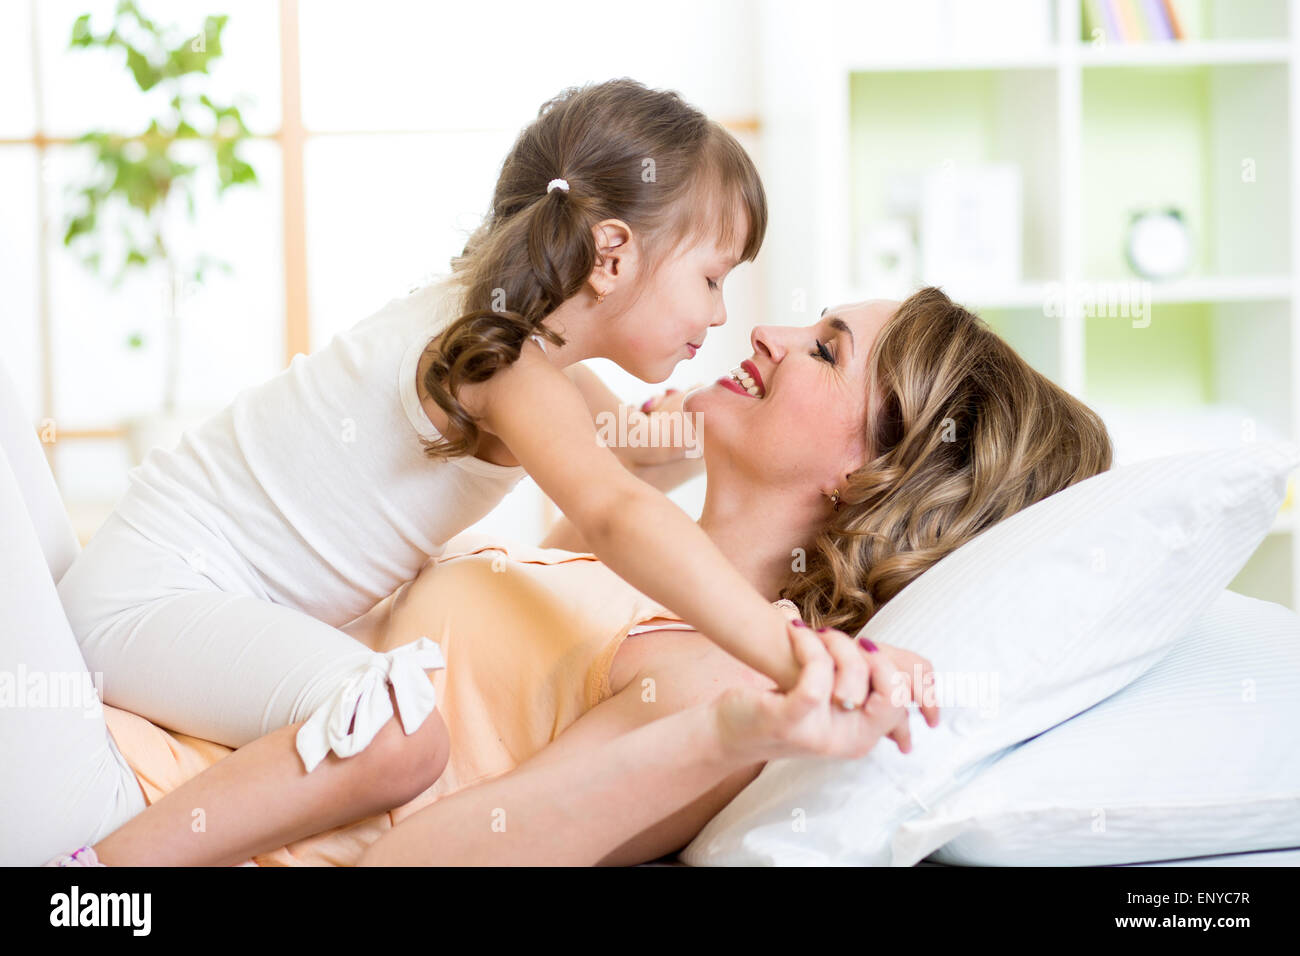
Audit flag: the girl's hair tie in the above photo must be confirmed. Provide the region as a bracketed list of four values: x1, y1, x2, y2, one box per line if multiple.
[546, 178, 570, 195]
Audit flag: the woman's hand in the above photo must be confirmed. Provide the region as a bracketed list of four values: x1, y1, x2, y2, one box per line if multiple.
[712, 620, 925, 764]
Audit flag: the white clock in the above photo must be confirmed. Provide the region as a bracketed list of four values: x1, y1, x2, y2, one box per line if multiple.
[1125, 208, 1192, 279]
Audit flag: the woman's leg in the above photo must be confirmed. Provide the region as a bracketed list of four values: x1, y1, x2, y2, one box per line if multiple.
[0, 444, 146, 865]
[57, 523, 451, 865]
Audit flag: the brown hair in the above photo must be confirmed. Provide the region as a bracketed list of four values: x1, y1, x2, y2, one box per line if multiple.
[420, 78, 767, 460]
[783, 287, 1114, 634]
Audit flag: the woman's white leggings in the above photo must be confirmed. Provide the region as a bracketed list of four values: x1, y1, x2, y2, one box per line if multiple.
[0, 364, 442, 866]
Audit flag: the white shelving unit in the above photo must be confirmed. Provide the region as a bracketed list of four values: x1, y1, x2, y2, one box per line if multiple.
[756, 0, 1300, 608]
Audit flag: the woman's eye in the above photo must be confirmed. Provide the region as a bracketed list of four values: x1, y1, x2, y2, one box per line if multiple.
[811, 339, 835, 364]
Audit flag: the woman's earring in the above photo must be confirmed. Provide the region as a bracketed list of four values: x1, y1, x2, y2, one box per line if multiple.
[595, 288, 607, 305]
[828, 489, 841, 511]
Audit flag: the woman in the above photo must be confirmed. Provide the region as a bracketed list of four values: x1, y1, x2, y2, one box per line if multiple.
[8, 287, 1111, 865]
[346, 287, 1113, 865]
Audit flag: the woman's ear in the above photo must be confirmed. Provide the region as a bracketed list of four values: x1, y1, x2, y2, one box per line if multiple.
[588, 219, 636, 296]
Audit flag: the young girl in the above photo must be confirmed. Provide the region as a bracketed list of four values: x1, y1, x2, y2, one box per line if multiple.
[46, 78, 861, 867]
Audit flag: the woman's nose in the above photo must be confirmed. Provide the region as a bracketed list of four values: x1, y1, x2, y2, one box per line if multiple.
[751, 325, 785, 363]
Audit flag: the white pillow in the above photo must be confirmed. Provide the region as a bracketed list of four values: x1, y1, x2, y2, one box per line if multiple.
[905, 588, 1300, 866]
[681, 440, 1300, 866]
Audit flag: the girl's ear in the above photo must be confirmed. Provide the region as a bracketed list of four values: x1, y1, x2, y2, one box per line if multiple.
[588, 219, 637, 295]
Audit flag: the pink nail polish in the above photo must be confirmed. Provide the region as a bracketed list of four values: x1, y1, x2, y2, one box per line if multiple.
[792, 619, 808, 628]
[858, 636, 878, 652]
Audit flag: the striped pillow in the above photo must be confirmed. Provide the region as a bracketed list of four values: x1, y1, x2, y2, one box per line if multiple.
[682, 441, 1300, 866]
[910, 588, 1300, 866]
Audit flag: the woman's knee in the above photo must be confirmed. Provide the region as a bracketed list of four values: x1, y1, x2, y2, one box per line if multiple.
[356, 685, 450, 808]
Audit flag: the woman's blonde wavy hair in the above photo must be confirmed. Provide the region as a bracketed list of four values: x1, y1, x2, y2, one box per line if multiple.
[783, 286, 1114, 634]
[420, 78, 766, 460]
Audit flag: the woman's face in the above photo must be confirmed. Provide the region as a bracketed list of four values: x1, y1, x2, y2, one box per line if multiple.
[685, 299, 899, 492]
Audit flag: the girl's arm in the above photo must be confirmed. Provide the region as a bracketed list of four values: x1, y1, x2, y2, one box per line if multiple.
[564, 362, 698, 467]
[539, 455, 704, 552]
[473, 346, 803, 691]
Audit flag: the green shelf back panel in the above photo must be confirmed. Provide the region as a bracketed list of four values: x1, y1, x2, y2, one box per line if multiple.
[848, 69, 1058, 281]
[1085, 302, 1215, 406]
[978, 308, 1063, 384]
[1081, 66, 1212, 279]
[850, 71, 1001, 231]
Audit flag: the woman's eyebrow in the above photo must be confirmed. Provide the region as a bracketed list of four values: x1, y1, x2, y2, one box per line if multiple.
[817, 307, 856, 356]
[822, 314, 855, 356]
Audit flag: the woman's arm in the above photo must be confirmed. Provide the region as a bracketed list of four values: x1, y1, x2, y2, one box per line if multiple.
[475, 345, 803, 691]
[358, 655, 769, 867]
[360, 700, 756, 866]
[357, 621, 921, 866]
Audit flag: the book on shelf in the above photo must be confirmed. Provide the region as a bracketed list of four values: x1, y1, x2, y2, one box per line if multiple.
[1083, 0, 1186, 44]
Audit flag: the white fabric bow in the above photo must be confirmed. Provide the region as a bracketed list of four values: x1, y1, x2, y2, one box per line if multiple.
[295, 637, 446, 773]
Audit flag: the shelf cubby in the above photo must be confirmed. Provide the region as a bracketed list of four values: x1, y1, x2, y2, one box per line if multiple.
[1080, 62, 1291, 282]
[848, 68, 1061, 296]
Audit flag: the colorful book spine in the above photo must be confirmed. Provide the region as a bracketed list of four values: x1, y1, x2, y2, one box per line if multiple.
[1114, 0, 1145, 42]
[1141, 0, 1174, 40]
[1161, 0, 1186, 40]
[1100, 0, 1124, 42]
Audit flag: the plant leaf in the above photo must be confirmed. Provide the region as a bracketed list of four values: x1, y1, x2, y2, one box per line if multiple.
[70, 13, 94, 47]
[125, 46, 161, 91]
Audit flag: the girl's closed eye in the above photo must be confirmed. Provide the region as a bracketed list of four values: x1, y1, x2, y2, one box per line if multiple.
[811, 339, 836, 364]
[706, 277, 719, 291]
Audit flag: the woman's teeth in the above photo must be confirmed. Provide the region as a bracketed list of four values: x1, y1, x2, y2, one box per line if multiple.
[729, 366, 762, 397]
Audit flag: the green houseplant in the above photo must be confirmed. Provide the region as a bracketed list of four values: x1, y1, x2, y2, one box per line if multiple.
[63, 1, 261, 460]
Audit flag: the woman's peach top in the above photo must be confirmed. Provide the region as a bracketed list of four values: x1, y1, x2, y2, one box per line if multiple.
[101, 534, 689, 866]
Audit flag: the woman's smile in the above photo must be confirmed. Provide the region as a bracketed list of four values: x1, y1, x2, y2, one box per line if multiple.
[716, 359, 766, 398]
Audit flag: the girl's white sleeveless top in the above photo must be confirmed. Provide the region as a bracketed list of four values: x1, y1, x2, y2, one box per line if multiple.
[112, 280, 528, 627]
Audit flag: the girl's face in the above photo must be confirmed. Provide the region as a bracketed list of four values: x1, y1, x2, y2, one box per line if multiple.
[685, 300, 899, 493]
[604, 226, 745, 384]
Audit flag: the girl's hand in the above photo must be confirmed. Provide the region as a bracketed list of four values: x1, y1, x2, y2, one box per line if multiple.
[623, 386, 701, 467]
[867, 641, 939, 729]
[639, 386, 682, 416]
[712, 621, 915, 764]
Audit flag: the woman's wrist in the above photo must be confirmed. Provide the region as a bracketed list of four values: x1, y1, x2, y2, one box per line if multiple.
[709, 687, 784, 765]
[704, 694, 768, 767]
